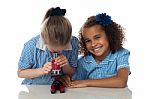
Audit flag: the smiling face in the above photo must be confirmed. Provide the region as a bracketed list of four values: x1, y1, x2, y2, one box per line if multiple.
[82, 25, 110, 61]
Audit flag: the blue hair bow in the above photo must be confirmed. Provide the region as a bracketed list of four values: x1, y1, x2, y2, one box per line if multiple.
[96, 13, 112, 26]
[50, 7, 66, 16]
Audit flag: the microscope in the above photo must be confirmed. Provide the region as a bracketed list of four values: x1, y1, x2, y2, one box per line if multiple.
[50, 53, 65, 94]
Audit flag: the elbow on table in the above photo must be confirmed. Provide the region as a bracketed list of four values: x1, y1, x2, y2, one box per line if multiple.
[118, 83, 126, 88]
[116, 80, 127, 88]
[17, 71, 21, 78]
[17, 69, 23, 78]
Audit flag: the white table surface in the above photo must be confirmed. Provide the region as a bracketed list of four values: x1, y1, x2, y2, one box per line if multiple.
[18, 85, 132, 99]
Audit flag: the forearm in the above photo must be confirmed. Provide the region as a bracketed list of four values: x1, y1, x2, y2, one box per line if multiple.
[17, 68, 44, 79]
[71, 68, 129, 88]
[84, 76, 127, 88]
[62, 65, 75, 77]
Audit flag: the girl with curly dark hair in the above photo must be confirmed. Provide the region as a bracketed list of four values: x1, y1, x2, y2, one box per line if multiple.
[70, 13, 130, 88]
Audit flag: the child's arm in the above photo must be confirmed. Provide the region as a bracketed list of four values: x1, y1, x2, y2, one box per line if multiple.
[54, 54, 76, 77]
[17, 62, 52, 78]
[62, 65, 76, 76]
[70, 68, 129, 88]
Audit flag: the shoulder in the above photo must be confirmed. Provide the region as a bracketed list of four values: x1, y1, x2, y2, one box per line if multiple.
[24, 35, 40, 47]
[77, 55, 85, 68]
[78, 55, 89, 64]
[108, 48, 130, 60]
[115, 47, 130, 56]
[71, 36, 79, 45]
[70, 36, 79, 49]
[71, 36, 78, 41]
[109, 47, 130, 61]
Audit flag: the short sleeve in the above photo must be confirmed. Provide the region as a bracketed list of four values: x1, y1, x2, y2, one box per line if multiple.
[117, 49, 130, 70]
[18, 41, 35, 69]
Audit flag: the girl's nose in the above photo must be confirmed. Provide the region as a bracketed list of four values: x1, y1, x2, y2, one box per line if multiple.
[91, 40, 97, 47]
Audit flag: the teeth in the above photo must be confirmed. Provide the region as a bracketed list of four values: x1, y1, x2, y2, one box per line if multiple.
[94, 48, 99, 51]
[93, 47, 101, 51]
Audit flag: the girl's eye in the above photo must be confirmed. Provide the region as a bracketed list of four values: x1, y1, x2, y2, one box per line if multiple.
[84, 40, 91, 43]
[95, 36, 101, 40]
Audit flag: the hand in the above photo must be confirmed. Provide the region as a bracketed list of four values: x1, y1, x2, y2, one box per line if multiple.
[54, 54, 69, 67]
[42, 62, 52, 75]
[59, 75, 71, 87]
[70, 80, 87, 88]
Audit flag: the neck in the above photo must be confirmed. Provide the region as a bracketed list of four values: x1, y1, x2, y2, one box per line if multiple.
[94, 49, 110, 64]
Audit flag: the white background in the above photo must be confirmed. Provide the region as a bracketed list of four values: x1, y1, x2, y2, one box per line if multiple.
[0, 0, 150, 98]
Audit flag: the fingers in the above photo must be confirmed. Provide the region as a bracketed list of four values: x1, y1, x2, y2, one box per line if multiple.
[69, 81, 77, 88]
[69, 80, 86, 88]
[42, 62, 52, 75]
[59, 75, 71, 87]
[59, 77, 67, 87]
[54, 55, 69, 67]
[63, 75, 71, 87]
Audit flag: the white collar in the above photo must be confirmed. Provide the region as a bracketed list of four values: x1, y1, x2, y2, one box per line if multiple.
[36, 35, 46, 50]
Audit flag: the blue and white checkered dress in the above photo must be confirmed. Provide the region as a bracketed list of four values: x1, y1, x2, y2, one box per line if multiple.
[18, 35, 79, 84]
[73, 48, 130, 80]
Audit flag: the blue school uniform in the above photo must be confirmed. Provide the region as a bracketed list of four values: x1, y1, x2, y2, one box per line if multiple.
[73, 48, 130, 80]
[18, 35, 78, 84]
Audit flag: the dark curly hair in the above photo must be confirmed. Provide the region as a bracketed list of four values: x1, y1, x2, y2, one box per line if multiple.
[78, 16, 125, 56]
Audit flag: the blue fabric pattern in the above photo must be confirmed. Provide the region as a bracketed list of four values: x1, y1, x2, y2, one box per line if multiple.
[18, 35, 79, 85]
[73, 48, 130, 80]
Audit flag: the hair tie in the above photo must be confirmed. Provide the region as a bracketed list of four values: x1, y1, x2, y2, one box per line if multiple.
[50, 7, 66, 16]
[96, 13, 112, 26]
